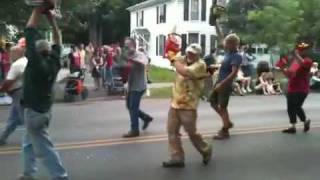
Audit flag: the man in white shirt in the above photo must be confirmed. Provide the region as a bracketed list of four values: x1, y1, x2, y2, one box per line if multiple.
[0, 45, 28, 145]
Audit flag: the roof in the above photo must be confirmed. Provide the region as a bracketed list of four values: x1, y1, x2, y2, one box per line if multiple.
[127, 0, 172, 12]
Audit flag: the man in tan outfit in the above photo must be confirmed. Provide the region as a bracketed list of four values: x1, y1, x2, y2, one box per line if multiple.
[163, 43, 213, 168]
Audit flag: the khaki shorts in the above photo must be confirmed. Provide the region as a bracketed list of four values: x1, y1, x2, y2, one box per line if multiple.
[209, 86, 232, 108]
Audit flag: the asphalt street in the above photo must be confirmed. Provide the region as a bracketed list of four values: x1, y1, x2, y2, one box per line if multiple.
[0, 94, 319, 180]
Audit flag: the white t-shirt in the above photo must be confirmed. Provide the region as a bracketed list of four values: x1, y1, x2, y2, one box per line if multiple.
[6, 56, 28, 91]
[56, 68, 71, 83]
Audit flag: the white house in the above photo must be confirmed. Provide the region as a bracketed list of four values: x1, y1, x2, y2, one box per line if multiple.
[127, 0, 217, 68]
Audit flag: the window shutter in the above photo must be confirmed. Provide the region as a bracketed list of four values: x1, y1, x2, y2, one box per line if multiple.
[181, 34, 187, 55]
[164, 4, 167, 23]
[201, 0, 206, 21]
[156, 36, 159, 56]
[184, 0, 189, 21]
[201, 34, 206, 55]
[141, 11, 144, 26]
[156, 6, 159, 24]
[136, 12, 138, 27]
[161, 35, 166, 56]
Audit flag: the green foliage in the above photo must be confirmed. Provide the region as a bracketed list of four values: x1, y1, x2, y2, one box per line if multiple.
[0, 0, 145, 43]
[223, 0, 273, 43]
[224, 0, 320, 52]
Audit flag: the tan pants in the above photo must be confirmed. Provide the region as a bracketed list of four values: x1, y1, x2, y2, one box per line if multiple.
[167, 107, 209, 161]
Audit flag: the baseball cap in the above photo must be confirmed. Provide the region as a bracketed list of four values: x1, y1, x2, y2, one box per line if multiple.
[297, 42, 311, 50]
[186, 43, 202, 55]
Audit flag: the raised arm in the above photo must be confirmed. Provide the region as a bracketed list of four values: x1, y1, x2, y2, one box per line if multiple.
[26, 8, 42, 28]
[46, 12, 62, 45]
[25, 8, 43, 65]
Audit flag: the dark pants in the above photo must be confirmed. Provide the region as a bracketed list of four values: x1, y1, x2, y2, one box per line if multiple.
[126, 91, 152, 131]
[287, 93, 308, 124]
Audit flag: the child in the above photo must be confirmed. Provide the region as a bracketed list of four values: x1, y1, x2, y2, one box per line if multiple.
[255, 72, 269, 95]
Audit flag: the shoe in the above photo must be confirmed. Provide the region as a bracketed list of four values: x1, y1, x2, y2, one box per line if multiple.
[162, 160, 185, 168]
[213, 128, 230, 140]
[227, 122, 234, 129]
[17, 175, 37, 180]
[202, 143, 213, 165]
[247, 87, 252, 93]
[304, 119, 311, 133]
[123, 130, 140, 138]
[142, 117, 153, 130]
[241, 88, 247, 94]
[282, 127, 296, 134]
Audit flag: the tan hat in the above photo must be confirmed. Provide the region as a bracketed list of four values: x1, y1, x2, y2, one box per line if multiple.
[186, 43, 202, 55]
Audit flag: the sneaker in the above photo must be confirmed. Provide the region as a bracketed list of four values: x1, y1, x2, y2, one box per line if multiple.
[241, 88, 247, 94]
[227, 122, 234, 129]
[202, 143, 213, 165]
[142, 117, 153, 130]
[162, 160, 185, 168]
[282, 127, 296, 134]
[304, 119, 311, 133]
[123, 130, 140, 138]
[213, 128, 230, 140]
[246, 87, 252, 93]
[17, 175, 37, 180]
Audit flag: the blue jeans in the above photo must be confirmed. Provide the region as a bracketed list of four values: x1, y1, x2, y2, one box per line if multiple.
[126, 91, 152, 131]
[22, 108, 68, 180]
[0, 89, 24, 142]
[104, 67, 113, 86]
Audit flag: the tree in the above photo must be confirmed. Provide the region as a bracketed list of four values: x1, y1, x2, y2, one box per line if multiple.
[223, 0, 320, 52]
[222, 0, 274, 43]
[61, 0, 145, 45]
[0, 0, 145, 44]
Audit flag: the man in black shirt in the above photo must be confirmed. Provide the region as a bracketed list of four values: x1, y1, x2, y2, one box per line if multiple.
[19, 7, 69, 180]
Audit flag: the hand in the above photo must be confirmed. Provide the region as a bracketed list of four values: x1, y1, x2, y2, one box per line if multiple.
[167, 51, 177, 63]
[46, 11, 54, 22]
[207, 67, 216, 75]
[214, 83, 223, 92]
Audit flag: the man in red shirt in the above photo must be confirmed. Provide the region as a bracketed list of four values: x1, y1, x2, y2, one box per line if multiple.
[278, 41, 313, 134]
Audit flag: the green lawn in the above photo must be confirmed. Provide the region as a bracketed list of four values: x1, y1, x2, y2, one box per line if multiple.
[148, 86, 172, 99]
[148, 66, 175, 83]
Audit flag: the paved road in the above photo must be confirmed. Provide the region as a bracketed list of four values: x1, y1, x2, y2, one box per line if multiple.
[0, 94, 319, 180]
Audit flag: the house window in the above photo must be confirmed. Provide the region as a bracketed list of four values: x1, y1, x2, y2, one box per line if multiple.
[190, 0, 199, 20]
[156, 35, 166, 56]
[188, 33, 199, 44]
[157, 4, 167, 24]
[184, 0, 206, 21]
[136, 11, 144, 27]
[257, 47, 264, 54]
[183, 0, 207, 21]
